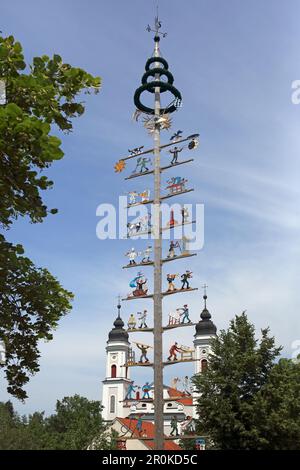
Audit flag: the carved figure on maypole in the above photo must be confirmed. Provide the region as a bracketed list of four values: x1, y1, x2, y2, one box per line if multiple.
[181, 270, 193, 289]
[127, 313, 137, 330]
[167, 342, 183, 361]
[166, 273, 178, 292]
[142, 381, 154, 399]
[169, 146, 183, 164]
[129, 272, 148, 296]
[137, 309, 148, 328]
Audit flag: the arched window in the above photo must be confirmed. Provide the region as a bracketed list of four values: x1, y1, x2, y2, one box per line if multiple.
[201, 359, 208, 372]
[110, 395, 116, 413]
[111, 364, 117, 378]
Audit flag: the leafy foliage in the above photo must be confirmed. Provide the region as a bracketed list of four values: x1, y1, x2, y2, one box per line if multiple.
[0, 395, 116, 450]
[0, 34, 100, 399]
[0, 35, 100, 228]
[0, 235, 73, 400]
[193, 313, 300, 449]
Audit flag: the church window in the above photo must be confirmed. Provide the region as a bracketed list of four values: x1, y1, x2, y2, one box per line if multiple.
[111, 364, 117, 378]
[110, 395, 116, 413]
[201, 359, 208, 372]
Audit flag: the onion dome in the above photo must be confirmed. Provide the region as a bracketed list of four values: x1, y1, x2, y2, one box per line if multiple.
[108, 302, 129, 343]
[195, 290, 217, 336]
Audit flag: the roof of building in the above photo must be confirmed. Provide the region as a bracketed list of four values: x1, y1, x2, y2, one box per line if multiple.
[195, 293, 217, 336]
[166, 387, 193, 406]
[108, 303, 129, 343]
[117, 418, 181, 451]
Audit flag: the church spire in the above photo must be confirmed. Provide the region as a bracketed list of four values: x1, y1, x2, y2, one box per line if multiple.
[195, 285, 217, 335]
[108, 299, 129, 343]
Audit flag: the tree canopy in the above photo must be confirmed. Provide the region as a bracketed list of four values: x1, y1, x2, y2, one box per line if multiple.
[0, 34, 101, 399]
[193, 313, 300, 450]
[0, 395, 116, 450]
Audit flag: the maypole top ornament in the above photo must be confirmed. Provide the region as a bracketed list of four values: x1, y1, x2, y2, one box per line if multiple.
[134, 17, 182, 116]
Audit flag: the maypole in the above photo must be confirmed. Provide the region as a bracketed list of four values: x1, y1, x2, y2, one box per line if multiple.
[114, 14, 200, 450]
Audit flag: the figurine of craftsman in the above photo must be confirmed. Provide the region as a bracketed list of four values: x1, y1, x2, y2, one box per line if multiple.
[125, 247, 139, 265]
[168, 342, 182, 361]
[136, 343, 150, 363]
[127, 313, 137, 330]
[128, 191, 139, 205]
[181, 206, 190, 224]
[142, 245, 152, 263]
[125, 381, 138, 400]
[137, 310, 148, 329]
[142, 381, 154, 399]
[167, 274, 177, 292]
[170, 416, 179, 436]
[182, 376, 191, 395]
[179, 304, 191, 324]
[169, 146, 183, 164]
[167, 241, 181, 258]
[181, 270, 192, 289]
[133, 156, 151, 174]
[136, 414, 144, 433]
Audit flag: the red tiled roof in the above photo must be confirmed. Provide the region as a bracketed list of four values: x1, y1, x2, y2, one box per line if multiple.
[167, 387, 193, 406]
[118, 418, 181, 451]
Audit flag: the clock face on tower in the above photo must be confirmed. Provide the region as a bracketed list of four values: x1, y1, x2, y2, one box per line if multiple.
[111, 354, 117, 362]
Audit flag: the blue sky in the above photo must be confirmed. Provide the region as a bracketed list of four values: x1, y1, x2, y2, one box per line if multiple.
[1, 0, 300, 415]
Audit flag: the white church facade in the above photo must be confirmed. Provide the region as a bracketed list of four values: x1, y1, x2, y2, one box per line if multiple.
[101, 293, 217, 437]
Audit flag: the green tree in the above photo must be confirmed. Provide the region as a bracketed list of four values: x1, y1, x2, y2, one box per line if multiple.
[193, 313, 287, 449]
[253, 358, 300, 449]
[0, 396, 117, 450]
[0, 34, 100, 399]
[45, 395, 116, 450]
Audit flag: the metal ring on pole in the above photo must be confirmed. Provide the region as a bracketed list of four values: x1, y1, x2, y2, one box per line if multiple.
[134, 82, 182, 115]
[142, 68, 174, 90]
[145, 57, 169, 71]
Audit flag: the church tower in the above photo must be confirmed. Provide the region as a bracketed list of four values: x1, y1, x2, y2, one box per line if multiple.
[193, 288, 217, 418]
[102, 301, 131, 421]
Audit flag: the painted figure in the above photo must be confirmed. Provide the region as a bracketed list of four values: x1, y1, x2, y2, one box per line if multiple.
[170, 416, 179, 436]
[179, 304, 191, 324]
[167, 241, 181, 258]
[130, 272, 148, 297]
[168, 342, 182, 361]
[128, 191, 139, 205]
[139, 189, 151, 203]
[125, 381, 138, 400]
[167, 209, 178, 228]
[128, 146, 144, 156]
[133, 156, 151, 173]
[166, 176, 187, 195]
[181, 270, 192, 290]
[181, 235, 190, 255]
[136, 343, 150, 363]
[181, 206, 190, 224]
[137, 310, 148, 329]
[127, 221, 142, 237]
[128, 189, 150, 206]
[136, 414, 144, 433]
[127, 313, 137, 330]
[141, 245, 152, 263]
[167, 274, 177, 292]
[142, 381, 154, 399]
[170, 130, 183, 141]
[125, 247, 139, 265]
[182, 376, 191, 395]
[171, 377, 181, 390]
[169, 146, 183, 164]
[169, 309, 181, 325]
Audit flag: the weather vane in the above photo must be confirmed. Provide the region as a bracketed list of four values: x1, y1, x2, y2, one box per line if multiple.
[146, 14, 167, 38]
